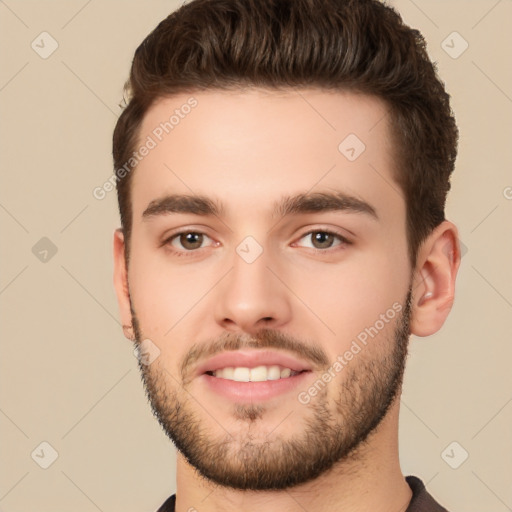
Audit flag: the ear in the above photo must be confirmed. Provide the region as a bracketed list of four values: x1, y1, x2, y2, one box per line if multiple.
[410, 220, 461, 337]
[113, 229, 134, 341]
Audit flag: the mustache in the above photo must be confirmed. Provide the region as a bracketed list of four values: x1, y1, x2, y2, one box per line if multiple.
[180, 329, 330, 382]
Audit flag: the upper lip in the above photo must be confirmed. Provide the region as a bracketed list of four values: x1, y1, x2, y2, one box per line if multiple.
[195, 349, 313, 377]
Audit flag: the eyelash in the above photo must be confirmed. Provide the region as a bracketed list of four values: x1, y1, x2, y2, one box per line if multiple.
[162, 228, 351, 257]
[295, 229, 352, 252]
[161, 230, 215, 257]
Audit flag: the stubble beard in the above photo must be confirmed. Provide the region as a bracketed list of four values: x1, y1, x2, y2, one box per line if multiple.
[132, 290, 411, 490]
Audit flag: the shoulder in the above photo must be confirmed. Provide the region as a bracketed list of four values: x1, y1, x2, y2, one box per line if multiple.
[156, 494, 176, 512]
[406, 476, 450, 512]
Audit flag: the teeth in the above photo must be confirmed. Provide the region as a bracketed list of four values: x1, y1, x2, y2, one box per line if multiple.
[280, 368, 291, 378]
[233, 367, 250, 382]
[250, 365, 268, 382]
[222, 367, 234, 379]
[212, 365, 300, 382]
[267, 365, 281, 380]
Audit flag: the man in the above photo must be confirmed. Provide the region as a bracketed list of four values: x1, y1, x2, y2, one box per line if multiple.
[112, 0, 461, 510]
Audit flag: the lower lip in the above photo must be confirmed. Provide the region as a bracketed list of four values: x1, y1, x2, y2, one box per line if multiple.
[200, 371, 313, 402]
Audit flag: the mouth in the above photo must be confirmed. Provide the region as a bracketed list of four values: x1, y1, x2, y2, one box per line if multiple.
[195, 349, 313, 379]
[196, 350, 315, 402]
[205, 365, 309, 382]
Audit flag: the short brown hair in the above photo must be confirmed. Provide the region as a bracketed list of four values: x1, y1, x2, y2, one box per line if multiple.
[113, 0, 458, 264]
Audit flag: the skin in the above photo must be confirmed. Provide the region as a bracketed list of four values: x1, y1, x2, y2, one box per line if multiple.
[113, 88, 460, 512]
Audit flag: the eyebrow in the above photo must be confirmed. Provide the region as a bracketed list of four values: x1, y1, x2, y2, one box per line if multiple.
[273, 191, 378, 220]
[142, 191, 378, 221]
[142, 195, 222, 219]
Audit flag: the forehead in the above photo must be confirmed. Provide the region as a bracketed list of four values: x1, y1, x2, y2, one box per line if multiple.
[130, 88, 401, 223]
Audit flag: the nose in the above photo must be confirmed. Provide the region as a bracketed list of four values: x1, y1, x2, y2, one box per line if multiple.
[213, 248, 292, 333]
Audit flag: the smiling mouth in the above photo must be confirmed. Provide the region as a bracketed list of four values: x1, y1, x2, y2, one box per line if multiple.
[205, 365, 310, 382]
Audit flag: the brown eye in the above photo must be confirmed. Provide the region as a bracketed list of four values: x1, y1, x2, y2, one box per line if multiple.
[295, 230, 349, 251]
[166, 231, 213, 252]
[178, 232, 204, 250]
[310, 231, 336, 249]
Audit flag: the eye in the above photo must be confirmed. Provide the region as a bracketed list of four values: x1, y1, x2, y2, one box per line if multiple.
[166, 231, 215, 251]
[295, 230, 349, 250]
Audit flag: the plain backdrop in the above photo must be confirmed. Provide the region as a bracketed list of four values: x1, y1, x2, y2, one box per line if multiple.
[0, 1, 511, 511]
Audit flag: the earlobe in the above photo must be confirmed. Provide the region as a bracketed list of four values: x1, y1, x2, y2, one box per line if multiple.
[410, 221, 461, 337]
[113, 229, 135, 341]
[122, 324, 135, 341]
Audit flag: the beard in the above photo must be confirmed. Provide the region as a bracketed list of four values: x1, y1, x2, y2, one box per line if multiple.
[132, 290, 412, 491]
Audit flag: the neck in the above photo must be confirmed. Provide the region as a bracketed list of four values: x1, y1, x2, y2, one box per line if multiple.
[174, 400, 412, 512]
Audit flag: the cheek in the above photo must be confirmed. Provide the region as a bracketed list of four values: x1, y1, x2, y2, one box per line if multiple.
[127, 243, 222, 341]
[287, 249, 409, 351]
[127, 246, 181, 337]
[128, 261, 195, 374]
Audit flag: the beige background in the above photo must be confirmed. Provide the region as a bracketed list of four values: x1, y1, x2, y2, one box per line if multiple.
[1, 1, 511, 510]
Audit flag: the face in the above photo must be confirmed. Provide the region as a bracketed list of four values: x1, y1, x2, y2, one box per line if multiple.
[119, 88, 414, 489]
